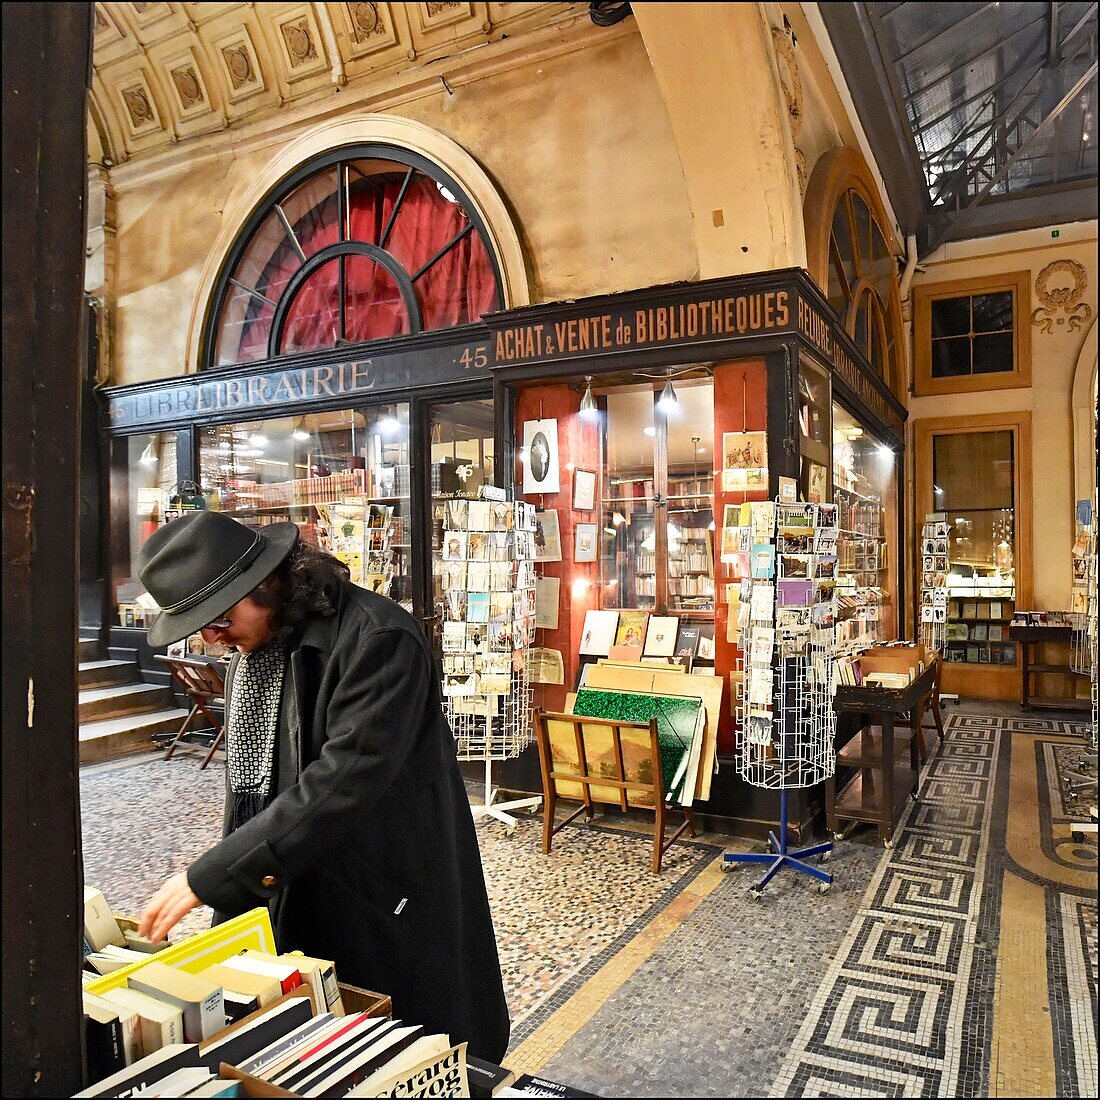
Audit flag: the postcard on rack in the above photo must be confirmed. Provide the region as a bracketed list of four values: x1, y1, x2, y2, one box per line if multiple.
[467, 532, 490, 561]
[721, 526, 740, 563]
[489, 619, 514, 651]
[750, 583, 775, 622]
[749, 627, 774, 667]
[747, 666, 773, 707]
[779, 554, 811, 579]
[776, 579, 813, 607]
[442, 531, 467, 561]
[466, 592, 490, 623]
[466, 561, 490, 592]
[749, 501, 776, 541]
[527, 647, 565, 685]
[751, 544, 776, 580]
[489, 531, 514, 562]
[776, 606, 811, 632]
[490, 500, 514, 531]
[466, 623, 489, 653]
[443, 672, 477, 696]
[490, 561, 513, 591]
[467, 500, 491, 531]
[442, 621, 467, 652]
[811, 556, 836, 580]
[579, 609, 619, 655]
[444, 499, 468, 530]
[478, 672, 512, 695]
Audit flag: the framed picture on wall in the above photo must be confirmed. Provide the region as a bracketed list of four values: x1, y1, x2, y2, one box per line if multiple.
[534, 509, 562, 562]
[522, 418, 560, 495]
[572, 468, 597, 511]
[573, 522, 598, 563]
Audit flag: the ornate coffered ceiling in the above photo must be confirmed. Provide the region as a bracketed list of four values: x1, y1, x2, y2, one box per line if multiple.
[90, 2, 584, 167]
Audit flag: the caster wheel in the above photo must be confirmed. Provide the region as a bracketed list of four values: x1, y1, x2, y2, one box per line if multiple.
[1072, 830, 1085, 843]
[722, 860, 736, 873]
[832, 832, 845, 842]
[818, 882, 832, 895]
[820, 850, 831, 863]
[749, 888, 763, 901]
[883, 837, 894, 850]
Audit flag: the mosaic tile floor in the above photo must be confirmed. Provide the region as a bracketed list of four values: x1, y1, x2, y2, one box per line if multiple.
[79, 706, 1098, 1097]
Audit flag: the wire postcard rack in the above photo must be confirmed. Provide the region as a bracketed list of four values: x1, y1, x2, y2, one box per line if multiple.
[918, 513, 952, 655]
[725, 498, 839, 897]
[439, 494, 541, 833]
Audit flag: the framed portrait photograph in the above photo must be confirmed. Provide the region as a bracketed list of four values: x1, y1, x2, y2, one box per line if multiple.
[573, 522, 598, 563]
[534, 509, 563, 563]
[522, 418, 561, 495]
[572, 468, 597, 511]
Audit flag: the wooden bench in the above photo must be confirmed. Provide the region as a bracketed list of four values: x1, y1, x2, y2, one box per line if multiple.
[533, 708, 697, 873]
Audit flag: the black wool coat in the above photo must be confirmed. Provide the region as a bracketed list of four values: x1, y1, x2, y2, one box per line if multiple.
[187, 584, 510, 1063]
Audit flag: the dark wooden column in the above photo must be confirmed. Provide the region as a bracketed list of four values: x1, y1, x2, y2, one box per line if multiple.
[2, 4, 93, 1095]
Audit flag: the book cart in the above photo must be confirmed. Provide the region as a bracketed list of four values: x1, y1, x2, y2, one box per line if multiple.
[723, 499, 839, 897]
[438, 493, 541, 834]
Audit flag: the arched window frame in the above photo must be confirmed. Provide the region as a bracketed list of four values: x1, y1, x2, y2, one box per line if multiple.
[803, 148, 905, 398]
[201, 143, 506, 371]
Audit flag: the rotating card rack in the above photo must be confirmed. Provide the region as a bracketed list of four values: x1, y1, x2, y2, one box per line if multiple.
[724, 499, 839, 897]
[1069, 496, 1097, 842]
[439, 496, 541, 834]
[918, 515, 952, 657]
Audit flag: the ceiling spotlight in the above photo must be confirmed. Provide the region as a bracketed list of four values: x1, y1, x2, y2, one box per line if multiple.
[643, 425, 657, 437]
[658, 371, 678, 412]
[580, 376, 599, 420]
[876, 444, 894, 460]
[292, 429, 310, 442]
[138, 441, 158, 467]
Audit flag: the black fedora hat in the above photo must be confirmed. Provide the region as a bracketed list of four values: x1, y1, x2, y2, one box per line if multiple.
[138, 512, 299, 647]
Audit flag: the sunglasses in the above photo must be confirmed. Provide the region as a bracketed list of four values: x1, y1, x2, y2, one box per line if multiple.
[202, 616, 233, 631]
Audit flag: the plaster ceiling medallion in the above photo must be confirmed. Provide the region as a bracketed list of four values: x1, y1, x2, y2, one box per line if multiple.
[348, 2, 384, 42]
[1031, 259, 1093, 334]
[273, 6, 329, 82]
[127, 2, 173, 27]
[214, 27, 265, 103]
[94, 4, 126, 46]
[163, 49, 214, 118]
[417, 1, 475, 32]
[118, 74, 163, 136]
[335, 1, 401, 61]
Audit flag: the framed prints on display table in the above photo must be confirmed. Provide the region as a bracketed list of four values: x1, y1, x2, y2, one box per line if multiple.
[579, 610, 620, 656]
[643, 615, 680, 657]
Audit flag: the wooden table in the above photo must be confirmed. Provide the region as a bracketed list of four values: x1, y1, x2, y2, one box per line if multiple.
[1008, 624, 1090, 711]
[827, 662, 936, 848]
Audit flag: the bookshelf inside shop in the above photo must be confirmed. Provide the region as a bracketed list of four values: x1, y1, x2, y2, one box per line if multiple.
[832, 403, 896, 648]
[197, 409, 413, 608]
[598, 382, 716, 624]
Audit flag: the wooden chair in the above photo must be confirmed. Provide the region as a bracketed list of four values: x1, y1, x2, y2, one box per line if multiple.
[910, 653, 947, 757]
[533, 708, 697, 873]
[153, 655, 226, 768]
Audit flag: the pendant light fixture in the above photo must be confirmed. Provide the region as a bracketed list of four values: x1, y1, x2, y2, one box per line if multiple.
[657, 370, 678, 412]
[579, 376, 599, 419]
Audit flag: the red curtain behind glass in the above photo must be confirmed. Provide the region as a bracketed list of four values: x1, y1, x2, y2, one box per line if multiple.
[236, 175, 496, 360]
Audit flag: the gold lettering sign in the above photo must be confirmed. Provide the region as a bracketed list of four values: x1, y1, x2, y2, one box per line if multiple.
[493, 291, 791, 363]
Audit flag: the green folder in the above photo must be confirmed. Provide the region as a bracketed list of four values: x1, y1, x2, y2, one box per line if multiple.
[572, 688, 702, 799]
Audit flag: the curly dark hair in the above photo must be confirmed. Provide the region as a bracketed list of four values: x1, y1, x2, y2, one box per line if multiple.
[250, 540, 350, 642]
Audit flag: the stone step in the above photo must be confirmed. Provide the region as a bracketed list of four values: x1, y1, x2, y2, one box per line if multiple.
[78, 708, 192, 764]
[79, 639, 101, 662]
[79, 659, 139, 688]
[78, 682, 172, 723]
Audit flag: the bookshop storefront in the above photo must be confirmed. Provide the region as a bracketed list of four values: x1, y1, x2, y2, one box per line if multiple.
[101, 266, 906, 835]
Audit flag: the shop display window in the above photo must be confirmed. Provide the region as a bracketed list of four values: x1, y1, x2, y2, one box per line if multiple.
[933, 430, 1017, 666]
[110, 432, 178, 624]
[197, 405, 413, 609]
[832, 403, 897, 647]
[598, 379, 715, 617]
[798, 358, 831, 503]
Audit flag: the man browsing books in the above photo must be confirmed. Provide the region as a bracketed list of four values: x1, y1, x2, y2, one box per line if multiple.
[135, 511, 509, 1062]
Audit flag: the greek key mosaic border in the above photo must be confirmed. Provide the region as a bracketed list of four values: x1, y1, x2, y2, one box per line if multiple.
[773, 716, 999, 1097]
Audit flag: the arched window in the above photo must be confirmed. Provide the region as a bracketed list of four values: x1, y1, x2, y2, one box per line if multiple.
[204, 146, 504, 369]
[804, 148, 904, 396]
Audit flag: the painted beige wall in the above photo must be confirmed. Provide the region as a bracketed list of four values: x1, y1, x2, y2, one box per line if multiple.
[907, 223, 1098, 611]
[108, 28, 698, 386]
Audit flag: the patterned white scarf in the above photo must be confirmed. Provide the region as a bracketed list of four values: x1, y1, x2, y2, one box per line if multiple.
[226, 642, 287, 831]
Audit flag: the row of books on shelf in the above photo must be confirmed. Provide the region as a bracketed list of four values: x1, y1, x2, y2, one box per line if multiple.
[944, 644, 1016, 665]
[949, 599, 1014, 621]
[228, 470, 368, 510]
[1010, 610, 1076, 626]
[668, 577, 715, 598]
[945, 623, 1010, 643]
[79, 893, 586, 1098]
